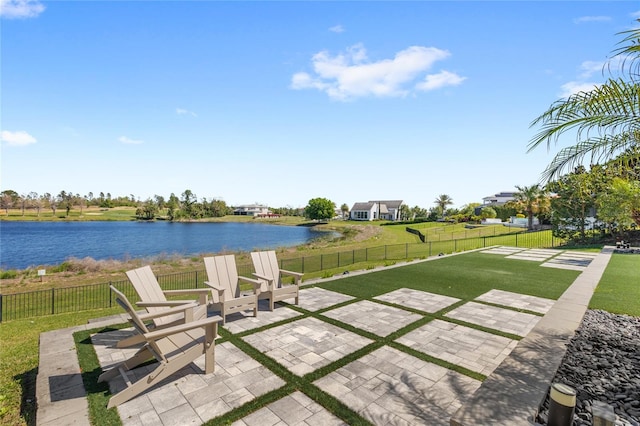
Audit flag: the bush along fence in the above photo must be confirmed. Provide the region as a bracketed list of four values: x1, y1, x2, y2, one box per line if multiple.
[0, 230, 564, 322]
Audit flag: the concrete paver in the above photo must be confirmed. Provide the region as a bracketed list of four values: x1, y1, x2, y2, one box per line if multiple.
[231, 391, 347, 426]
[396, 319, 518, 375]
[241, 317, 373, 376]
[475, 289, 554, 314]
[322, 300, 423, 337]
[541, 251, 598, 271]
[296, 287, 355, 312]
[217, 299, 302, 334]
[445, 302, 541, 336]
[315, 345, 481, 426]
[373, 288, 460, 313]
[480, 247, 525, 255]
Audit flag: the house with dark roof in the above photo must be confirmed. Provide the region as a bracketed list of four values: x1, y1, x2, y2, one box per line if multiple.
[350, 200, 403, 221]
[233, 204, 270, 216]
[482, 191, 516, 206]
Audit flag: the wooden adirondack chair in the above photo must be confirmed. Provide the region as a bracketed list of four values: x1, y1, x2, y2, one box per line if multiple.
[203, 255, 262, 325]
[98, 286, 222, 408]
[117, 265, 210, 348]
[250, 250, 303, 311]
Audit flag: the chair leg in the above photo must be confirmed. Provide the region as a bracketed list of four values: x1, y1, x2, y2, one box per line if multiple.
[98, 347, 152, 383]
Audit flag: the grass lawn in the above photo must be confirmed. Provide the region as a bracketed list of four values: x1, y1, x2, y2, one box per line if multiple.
[589, 253, 640, 316]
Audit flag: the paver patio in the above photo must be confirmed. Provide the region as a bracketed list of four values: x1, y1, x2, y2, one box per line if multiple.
[541, 251, 598, 271]
[475, 289, 554, 314]
[241, 316, 373, 376]
[322, 300, 423, 337]
[480, 246, 525, 255]
[314, 345, 481, 426]
[444, 301, 541, 336]
[373, 288, 460, 313]
[396, 319, 518, 375]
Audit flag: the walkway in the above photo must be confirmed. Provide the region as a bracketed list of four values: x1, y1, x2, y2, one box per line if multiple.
[35, 247, 612, 425]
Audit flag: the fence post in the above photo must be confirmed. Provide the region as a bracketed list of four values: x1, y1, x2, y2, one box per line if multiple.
[0, 294, 3, 323]
[51, 288, 55, 315]
[516, 233, 519, 247]
[405, 243, 408, 259]
[366, 247, 369, 261]
[429, 242, 432, 257]
[321, 254, 323, 271]
[302, 257, 305, 273]
[195, 271, 199, 287]
[455, 240, 457, 252]
[385, 245, 387, 260]
[109, 282, 112, 308]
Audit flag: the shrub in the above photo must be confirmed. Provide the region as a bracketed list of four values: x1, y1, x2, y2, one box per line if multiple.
[0, 270, 17, 279]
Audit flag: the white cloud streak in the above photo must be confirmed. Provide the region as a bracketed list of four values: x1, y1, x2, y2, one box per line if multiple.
[118, 136, 144, 145]
[559, 81, 599, 98]
[1, 130, 37, 146]
[573, 15, 612, 24]
[291, 43, 464, 100]
[176, 108, 197, 117]
[329, 25, 345, 33]
[0, 0, 45, 19]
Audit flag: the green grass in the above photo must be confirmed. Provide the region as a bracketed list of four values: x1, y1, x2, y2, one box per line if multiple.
[316, 251, 578, 301]
[589, 253, 640, 316]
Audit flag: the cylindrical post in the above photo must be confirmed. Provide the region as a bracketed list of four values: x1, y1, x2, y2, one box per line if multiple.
[548, 383, 576, 426]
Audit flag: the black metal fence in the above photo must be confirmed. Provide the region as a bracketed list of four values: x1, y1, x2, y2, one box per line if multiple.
[0, 230, 563, 322]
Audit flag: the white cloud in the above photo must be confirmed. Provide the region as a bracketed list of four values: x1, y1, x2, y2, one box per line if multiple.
[573, 16, 611, 24]
[416, 70, 466, 91]
[329, 25, 345, 33]
[559, 81, 599, 98]
[176, 108, 197, 117]
[1, 130, 37, 146]
[118, 136, 144, 145]
[291, 43, 464, 100]
[0, 0, 45, 19]
[578, 60, 604, 79]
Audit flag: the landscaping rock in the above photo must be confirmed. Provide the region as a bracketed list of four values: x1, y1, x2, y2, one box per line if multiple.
[536, 310, 640, 426]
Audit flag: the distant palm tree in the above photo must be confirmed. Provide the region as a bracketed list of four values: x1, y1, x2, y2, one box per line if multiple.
[528, 22, 640, 181]
[434, 194, 453, 219]
[510, 185, 549, 231]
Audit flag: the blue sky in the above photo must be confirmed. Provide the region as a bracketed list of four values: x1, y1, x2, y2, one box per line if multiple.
[1, 1, 639, 210]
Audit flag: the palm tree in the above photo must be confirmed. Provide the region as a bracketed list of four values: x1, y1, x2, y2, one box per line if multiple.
[434, 194, 453, 219]
[510, 185, 549, 231]
[528, 21, 640, 182]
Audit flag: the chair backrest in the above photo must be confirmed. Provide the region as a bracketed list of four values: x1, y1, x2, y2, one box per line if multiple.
[126, 266, 179, 325]
[203, 255, 240, 300]
[110, 285, 164, 361]
[251, 251, 281, 291]
[110, 285, 150, 335]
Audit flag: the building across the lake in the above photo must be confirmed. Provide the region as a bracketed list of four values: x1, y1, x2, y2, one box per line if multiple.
[233, 204, 270, 216]
[350, 200, 403, 221]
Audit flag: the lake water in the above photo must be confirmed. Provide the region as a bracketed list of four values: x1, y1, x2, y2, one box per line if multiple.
[0, 221, 328, 270]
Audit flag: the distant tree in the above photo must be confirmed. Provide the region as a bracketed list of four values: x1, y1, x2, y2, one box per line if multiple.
[434, 194, 453, 219]
[509, 185, 549, 230]
[28, 192, 41, 216]
[340, 203, 350, 219]
[166, 193, 180, 221]
[547, 167, 598, 241]
[154, 195, 166, 212]
[305, 197, 336, 220]
[399, 204, 411, 221]
[480, 206, 497, 219]
[136, 199, 158, 220]
[596, 177, 640, 237]
[0, 190, 18, 214]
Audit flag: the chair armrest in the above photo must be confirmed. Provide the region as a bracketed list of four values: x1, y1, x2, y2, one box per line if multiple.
[252, 272, 272, 282]
[204, 281, 225, 295]
[164, 288, 210, 305]
[136, 300, 193, 308]
[280, 269, 303, 285]
[238, 275, 262, 292]
[137, 302, 198, 321]
[144, 315, 223, 341]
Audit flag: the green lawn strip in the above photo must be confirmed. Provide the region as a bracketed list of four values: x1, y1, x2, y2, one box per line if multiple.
[590, 253, 640, 316]
[74, 327, 125, 426]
